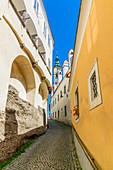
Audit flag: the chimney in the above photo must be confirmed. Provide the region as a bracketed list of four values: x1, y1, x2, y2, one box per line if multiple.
[63, 60, 69, 77]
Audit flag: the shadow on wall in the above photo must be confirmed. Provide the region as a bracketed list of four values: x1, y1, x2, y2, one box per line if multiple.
[0, 85, 46, 162]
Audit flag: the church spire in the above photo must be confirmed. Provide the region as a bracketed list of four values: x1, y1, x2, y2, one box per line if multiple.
[55, 52, 60, 67]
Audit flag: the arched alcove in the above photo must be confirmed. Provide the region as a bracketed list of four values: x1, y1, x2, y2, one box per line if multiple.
[10, 55, 36, 105]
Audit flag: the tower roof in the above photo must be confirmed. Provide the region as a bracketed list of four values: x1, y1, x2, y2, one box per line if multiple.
[54, 54, 61, 67]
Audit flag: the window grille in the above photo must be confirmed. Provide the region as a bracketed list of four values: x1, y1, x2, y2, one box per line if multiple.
[91, 71, 98, 100]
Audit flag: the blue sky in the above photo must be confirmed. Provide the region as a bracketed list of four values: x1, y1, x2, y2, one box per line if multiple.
[43, 0, 81, 115]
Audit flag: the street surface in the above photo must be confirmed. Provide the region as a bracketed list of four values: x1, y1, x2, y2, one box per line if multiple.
[4, 120, 80, 170]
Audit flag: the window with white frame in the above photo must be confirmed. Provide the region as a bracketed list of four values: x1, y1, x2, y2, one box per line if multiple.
[87, 58, 102, 110]
[74, 83, 79, 121]
[43, 22, 47, 39]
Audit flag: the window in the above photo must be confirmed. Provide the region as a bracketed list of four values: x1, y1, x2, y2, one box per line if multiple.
[64, 85, 66, 94]
[55, 98, 56, 104]
[75, 83, 79, 122]
[53, 101, 54, 106]
[36, 2, 39, 15]
[60, 91, 62, 98]
[48, 34, 50, 47]
[58, 110, 59, 118]
[90, 71, 98, 100]
[53, 112, 54, 118]
[58, 94, 59, 101]
[56, 73, 58, 79]
[48, 58, 51, 70]
[55, 112, 56, 118]
[87, 58, 102, 110]
[64, 106, 67, 117]
[34, 0, 39, 16]
[43, 22, 47, 38]
[34, 0, 36, 10]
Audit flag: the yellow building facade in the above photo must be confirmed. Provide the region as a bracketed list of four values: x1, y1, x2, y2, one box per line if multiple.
[69, 0, 113, 169]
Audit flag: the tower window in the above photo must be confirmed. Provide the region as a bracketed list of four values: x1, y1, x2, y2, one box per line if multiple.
[56, 73, 58, 79]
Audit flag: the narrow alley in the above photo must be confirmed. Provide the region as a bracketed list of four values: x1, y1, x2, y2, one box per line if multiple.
[4, 120, 81, 170]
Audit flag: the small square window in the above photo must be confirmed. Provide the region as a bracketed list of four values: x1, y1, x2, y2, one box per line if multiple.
[87, 58, 102, 110]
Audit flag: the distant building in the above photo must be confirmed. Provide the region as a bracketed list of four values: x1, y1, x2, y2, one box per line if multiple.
[50, 53, 72, 126]
[69, 0, 113, 169]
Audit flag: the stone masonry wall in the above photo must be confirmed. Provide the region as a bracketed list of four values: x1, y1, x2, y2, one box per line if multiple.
[0, 85, 46, 162]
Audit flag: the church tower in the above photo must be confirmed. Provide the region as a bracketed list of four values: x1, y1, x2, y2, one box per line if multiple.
[53, 53, 62, 91]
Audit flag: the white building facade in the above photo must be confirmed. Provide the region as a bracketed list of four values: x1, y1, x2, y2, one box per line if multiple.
[50, 55, 72, 126]
[0, 0, 54, 161]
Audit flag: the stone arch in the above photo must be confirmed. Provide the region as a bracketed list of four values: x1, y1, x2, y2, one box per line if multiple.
[39, 81, 48, 100]
[10, 55, 36, 105]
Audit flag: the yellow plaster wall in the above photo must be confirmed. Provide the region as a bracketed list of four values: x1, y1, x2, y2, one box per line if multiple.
[71, 0, 113, 169]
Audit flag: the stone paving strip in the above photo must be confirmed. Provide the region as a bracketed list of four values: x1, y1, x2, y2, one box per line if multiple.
[4, 120, 81, 170]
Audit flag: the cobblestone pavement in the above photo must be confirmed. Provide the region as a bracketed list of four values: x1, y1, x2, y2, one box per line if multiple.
[4, 120, 79, 170]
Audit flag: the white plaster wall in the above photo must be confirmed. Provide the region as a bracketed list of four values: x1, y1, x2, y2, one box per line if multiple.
[9, 78, 26, 100]
[51, 75, 72, 126]
[26, 88, 36, 105]
[0, 0, 53, 111]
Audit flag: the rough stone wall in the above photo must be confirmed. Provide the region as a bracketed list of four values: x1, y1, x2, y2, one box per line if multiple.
[6, 85, 44, 134]
[0, 85, 46, 162]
